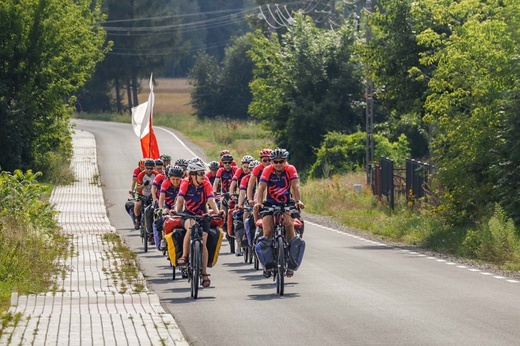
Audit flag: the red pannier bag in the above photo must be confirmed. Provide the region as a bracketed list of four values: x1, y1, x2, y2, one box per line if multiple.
[163, 216, 183, 235]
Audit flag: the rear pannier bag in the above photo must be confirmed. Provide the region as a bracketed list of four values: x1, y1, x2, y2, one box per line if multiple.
[206, 227, 224, 267]
[288, 236, 306, 271]
[255, 236, 275, 270]
[164, 216, 183, 235]
[125, 200, 134, 215]
[245, 214, 256, 247]
[165, 228, 186, 266]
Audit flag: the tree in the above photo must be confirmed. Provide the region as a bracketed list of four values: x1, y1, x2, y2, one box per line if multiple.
[418, 0, 519, 224]
[0, 0, 106, 175]
[188, 52, 223, 119]
[248, 14, 364, 170]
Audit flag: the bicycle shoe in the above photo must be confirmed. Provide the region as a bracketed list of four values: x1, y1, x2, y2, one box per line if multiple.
[134, 219, 140, 230]
[286, 269, 294, 278]
[263, 270, 271, 278]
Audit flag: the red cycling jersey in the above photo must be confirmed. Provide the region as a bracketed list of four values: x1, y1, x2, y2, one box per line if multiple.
[178, 178, 215, 215]
[136, 170, 158, 197]
[259, 165, 299, 204]
[133, 167, 142, 179]
[215, 166, 238, 193]
[160, 179, 181, 210]
[153, 172, 166, 199]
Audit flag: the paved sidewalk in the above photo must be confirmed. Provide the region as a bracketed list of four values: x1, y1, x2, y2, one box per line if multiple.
[0, 130, 188, 346]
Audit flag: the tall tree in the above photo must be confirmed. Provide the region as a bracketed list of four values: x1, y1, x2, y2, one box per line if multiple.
[248, 14, 364, 170]
[0, 0, 106, 174]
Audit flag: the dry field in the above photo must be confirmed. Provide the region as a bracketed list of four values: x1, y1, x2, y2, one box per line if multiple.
[138, 78, 193, 115]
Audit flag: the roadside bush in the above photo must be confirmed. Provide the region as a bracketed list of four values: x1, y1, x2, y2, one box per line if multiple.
[462, 204, 519, 265]
[0, 170, 68, 311]
[309, 131, 410, 179]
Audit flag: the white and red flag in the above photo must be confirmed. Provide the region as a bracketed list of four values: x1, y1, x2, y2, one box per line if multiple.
[131, 73, 160, 159]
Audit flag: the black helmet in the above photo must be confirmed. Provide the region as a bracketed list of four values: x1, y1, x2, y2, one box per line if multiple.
[208, 161, 219, 170]
[270, 148, 289, 160]
[155, 159, 164, 166]
[221, 154, 233, 162]
[160, 154, 172, 162]
[144, 158, 155, 167]
[168, 165, 184, 178]
[175, 158, 189, 167]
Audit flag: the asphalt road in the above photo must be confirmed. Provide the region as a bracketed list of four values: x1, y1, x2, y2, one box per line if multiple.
[75, 119, 520, 346]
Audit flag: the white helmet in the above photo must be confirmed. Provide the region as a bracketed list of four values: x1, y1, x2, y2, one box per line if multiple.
[187, 161, 206, 173]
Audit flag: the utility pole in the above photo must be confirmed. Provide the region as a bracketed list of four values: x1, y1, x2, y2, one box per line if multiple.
[365, 0, 374, 185]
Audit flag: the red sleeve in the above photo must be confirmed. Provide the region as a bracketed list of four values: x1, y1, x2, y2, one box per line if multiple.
[232, 168, 244, 181]
[203, 180, 215, 199]
[260, 165, 275, 183]
[251, 164, 263, 178]
[240, 175, 250, 190]
[205, 171, 212, 179]
[286, 165, 299, 180]
[133, 167, 141, 178]
[153, 173, 164, 185]
[136, 171, 145, 184]
[178, 179, 190, 197]
[216, 168, 224, 178]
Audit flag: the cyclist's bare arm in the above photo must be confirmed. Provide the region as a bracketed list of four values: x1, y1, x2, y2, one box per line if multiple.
[174, 196, 185, 214]
[255, 181, 267, 207]
[212, 178, 221, 194]
[247, 175, 257, 205]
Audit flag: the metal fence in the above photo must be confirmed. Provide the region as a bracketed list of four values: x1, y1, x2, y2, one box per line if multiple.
[373, 157, 431, 209]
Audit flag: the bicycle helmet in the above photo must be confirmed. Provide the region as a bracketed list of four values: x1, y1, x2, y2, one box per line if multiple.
[168, 165, 184, 178]
[144, 158, 155, 167]
[155, 159, 164, 166]
[190, 157, 205, 165]
[221, 154, 233, 162]
[241, 155, 254, 164]
[187, 161, 206, 174]
[160, 154, 171, 162]
[259, 148, 272, 158]
[270, 148, 289, 160]
[220, 150, 230, 157]
[138, 159, 145, 168]
[208, 161, 219, 170]
[249, 160, 260, 169]
[175, 158, 189, 167]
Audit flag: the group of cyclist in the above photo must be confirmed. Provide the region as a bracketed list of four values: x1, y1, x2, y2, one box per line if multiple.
[128, 147, 304, 287]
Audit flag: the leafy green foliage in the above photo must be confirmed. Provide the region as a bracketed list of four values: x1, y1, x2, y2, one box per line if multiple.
[0, 170, 69, 309]
[418, 0, 520, 224]
[248, 14, 364, 170]
[0, 0, 106, 176]
[309, 131, 410, 179]
[189, 52, 223, 119]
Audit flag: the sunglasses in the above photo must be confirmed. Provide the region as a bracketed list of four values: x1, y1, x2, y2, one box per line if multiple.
[194, 171, 205, 177]
[272, 160, 285, 164]
[261, 158, 270, 162]
[145, 167, 154, 170]
[222, 161, 232, 164]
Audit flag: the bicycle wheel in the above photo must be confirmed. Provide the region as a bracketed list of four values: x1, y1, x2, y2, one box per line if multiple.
[144, 229, 148, 253]
[172, 265, 176, 280]
[253, 253, 259, 270]
[191, 240, 202, 299]
[276, 236, 285, 296]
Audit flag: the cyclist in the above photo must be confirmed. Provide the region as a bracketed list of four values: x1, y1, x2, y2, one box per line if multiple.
[219, 150, 237, 168]
[247, 149, 272, 221]
[254, 148, 305, 277]
[151, 159, 165, 208]
[206, 161, 220, 187]
[213, 154, 237, 194]
[156, 165, 184, 250]
[134, 159, 158, 230]
[129, 159, 145, 195]
[175, 158, 189, 177]
[160, 154, 172, 167]
[174, 161, 222, 288]
[229, 155, 254, 200]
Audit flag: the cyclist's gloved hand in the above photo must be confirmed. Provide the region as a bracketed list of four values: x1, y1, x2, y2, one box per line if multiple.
[134, 192, 140, 199]
[144, 180, 150, 186]
[155, 208, 163, 217]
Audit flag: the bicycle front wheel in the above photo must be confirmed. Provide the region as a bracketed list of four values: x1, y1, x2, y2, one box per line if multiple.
[276, 236, 285, 296]
[191, 240, 202, 299]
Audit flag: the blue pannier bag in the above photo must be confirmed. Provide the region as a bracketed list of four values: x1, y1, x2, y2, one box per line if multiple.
[245, 214, 255, 247]
[288, 236, 305, 271]
[255, 236, 275, 270]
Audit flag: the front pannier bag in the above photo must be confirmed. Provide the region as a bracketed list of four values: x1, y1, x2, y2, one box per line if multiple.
[255, 236, 275, 270]
[288, 236, 306, 270]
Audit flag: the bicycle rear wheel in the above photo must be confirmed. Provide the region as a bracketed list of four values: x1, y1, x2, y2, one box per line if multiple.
[144, 229, 148, 252]
[276, 236, 285, 296]
[191, 240, 202, 299]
